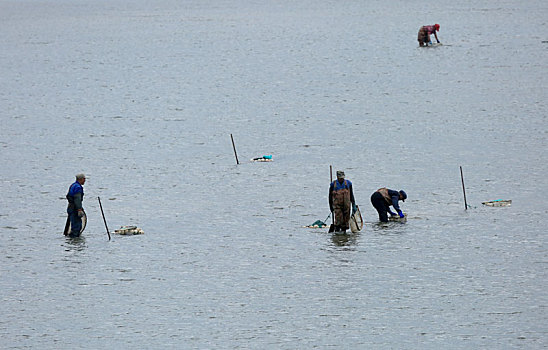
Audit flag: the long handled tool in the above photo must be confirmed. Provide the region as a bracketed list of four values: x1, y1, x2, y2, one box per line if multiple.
[63, 216, 70, 236]
[328, 165, 335, 233]
[350, 205, 363, 232]
[98, 196, 111, 241]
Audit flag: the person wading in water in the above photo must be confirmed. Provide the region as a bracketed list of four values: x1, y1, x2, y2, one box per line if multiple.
[417, 23, 440, 47]
[66, 173, 86, 237]
[329, 171, 356, 233]
[370, 187, 407, 222]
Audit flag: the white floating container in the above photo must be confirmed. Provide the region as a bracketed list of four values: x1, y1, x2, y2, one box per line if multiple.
[482, 200, 512, 207]
[388, 213, 407, 222]
[114, 226, 144, 235]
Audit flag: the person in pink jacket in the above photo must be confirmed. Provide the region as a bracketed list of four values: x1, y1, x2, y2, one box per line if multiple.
[418, 24, 440, 47]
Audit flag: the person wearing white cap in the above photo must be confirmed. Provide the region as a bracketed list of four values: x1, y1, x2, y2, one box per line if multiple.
[65, 173, 86, 237]
[328, 170, 356, 233]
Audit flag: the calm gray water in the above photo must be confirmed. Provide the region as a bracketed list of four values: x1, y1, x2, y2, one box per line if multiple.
[1, 0, 547, 348]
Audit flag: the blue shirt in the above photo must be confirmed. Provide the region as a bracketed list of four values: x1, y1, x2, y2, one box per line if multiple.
[330, 179, 352, 191]
[68, 181, 83, 197]
[67, 181, 84, 210]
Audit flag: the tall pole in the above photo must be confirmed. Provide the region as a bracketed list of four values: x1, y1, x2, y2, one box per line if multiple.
[330, 165, 334, 229]
[230, 134, 239, 165]
[460, 166, 468, 210]
[98, 196, 111, 241]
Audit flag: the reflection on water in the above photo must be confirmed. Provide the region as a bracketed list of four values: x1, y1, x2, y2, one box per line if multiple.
[330, 232, 359, 247]
[63, 236, 87, 252]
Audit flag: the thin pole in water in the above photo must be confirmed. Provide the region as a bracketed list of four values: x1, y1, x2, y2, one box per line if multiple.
[230, 134, 239, 165]
[460, 166, 468, 210]
[329, 165, 335, 232]
[98, 196, 111, 241]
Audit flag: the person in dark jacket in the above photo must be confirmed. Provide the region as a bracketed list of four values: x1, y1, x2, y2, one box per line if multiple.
[370, 188, 407, 222]
[66, 173, 86, 237]
[329, 171, 356, 233]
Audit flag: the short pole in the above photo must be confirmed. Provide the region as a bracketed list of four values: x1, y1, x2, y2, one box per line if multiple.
[98, 196, 111, 241]
[460, 166, 468, 210]
[230, 134, 239, 165]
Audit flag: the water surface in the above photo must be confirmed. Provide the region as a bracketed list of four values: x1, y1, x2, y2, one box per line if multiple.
[1, 0, 547, 348]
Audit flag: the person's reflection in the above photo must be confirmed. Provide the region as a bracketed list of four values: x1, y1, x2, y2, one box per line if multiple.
[64, 235, 86, 252]
[331, 232, 358, 246]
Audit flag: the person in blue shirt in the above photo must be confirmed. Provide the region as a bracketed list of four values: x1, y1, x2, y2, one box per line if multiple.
[370, 188, 407, 222]
[65, 173, 86, 237]
[329, 171, 356, 233]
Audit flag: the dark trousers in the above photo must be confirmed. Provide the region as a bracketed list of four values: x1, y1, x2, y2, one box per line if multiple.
[68, 209, 82, 237]
[371, 192, 389, 222]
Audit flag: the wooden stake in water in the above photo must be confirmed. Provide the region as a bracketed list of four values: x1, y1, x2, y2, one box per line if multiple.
[230, 134, 239, 165]
[460, 166, 468, 210]
[98, 196, 111, 241]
